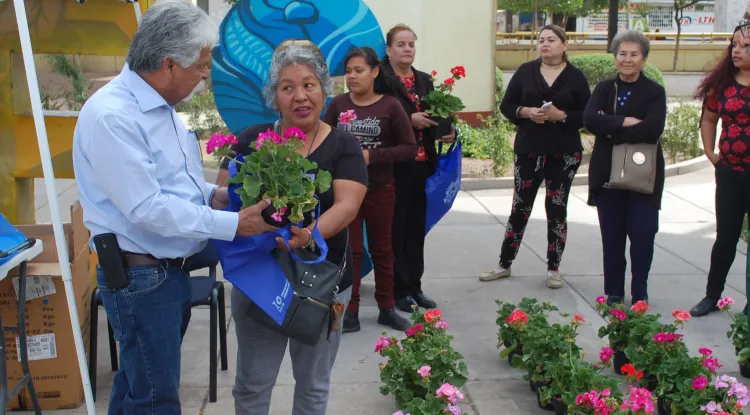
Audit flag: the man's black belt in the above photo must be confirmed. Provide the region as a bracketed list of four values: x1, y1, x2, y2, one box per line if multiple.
[122, 252, 189, 269]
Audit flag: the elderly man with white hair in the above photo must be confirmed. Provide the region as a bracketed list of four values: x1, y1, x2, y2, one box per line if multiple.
[72, 1, 273, 413]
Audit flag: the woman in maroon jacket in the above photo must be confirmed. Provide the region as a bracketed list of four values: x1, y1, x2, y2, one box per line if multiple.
[324, 46, 416, 333]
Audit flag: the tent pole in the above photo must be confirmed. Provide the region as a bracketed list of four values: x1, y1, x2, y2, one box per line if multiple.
[133, 1, 142, 24]
[11, 1, 96, 414]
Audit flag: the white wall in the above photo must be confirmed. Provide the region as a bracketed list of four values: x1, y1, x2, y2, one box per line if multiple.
[364, 0, 496, 113]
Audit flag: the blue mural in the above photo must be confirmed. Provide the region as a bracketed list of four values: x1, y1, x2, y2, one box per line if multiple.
[212, 0, 386, 134]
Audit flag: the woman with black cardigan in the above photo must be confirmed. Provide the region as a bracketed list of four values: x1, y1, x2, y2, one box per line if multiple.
[583, 30, 666, 306]
[480, 25, 590, 289]
[382, 24, 457, 312]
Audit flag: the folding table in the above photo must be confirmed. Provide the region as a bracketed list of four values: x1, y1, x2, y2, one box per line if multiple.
[0, 239, 44, 414]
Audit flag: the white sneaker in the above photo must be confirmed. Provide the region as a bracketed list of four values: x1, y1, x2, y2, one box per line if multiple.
[546, 270, 564, 289]
[479, 266, 511, 281]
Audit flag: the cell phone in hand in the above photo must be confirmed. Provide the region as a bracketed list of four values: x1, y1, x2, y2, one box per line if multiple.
[93, 233, 129, 289]
[541, 101, 554, 109]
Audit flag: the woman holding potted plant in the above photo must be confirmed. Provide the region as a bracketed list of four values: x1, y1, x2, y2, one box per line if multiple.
[381, 24, 457, 313]
[480, 25, 590, 289]
[215, 42, 368, 415]
[323, 46, 417, 333]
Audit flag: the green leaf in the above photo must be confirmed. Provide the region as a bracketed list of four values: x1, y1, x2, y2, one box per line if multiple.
[315, 170, 333, 193]
[300, 158, 315, 172]
[243, 175, 262, 200]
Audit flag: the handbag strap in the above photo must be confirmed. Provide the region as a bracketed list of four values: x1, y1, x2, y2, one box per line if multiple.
[280, 197, 350, 270]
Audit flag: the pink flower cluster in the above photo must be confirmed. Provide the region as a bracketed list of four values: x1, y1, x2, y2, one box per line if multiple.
[575, 388, 619, 415]
[692, 376, 709, 389]
[714, 375, 750, 406]
[653, 332, 683, 343]
[338, 110, 357, 125]
[631, 301, 650, 314]
[375, 335, 398, 353]
[417, 365, 431, 378]
[405, 323, 424, 337]
[621, 387, 655, 414]
[701, 357, 723, 372]
[254, 127, 307, 150]
[435, 321, 450, 329]
[599, 346, 614, 363]
[205, 133, 238, 155]
[672, 309, 692, 323]
[718, 297, 735, 311]
[609, 309, 627, 322]
[436, 383, 464, 404]
[270, 206, 288, 223]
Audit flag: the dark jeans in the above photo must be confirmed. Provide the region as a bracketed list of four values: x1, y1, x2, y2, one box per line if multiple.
[706, 164, 750, 299]
[96, 265, 192, 415]
[500, 153, 581, 270]
[348, 181, 397, 312]
[393, 161, 433, 299]
[595, 187, 659, 301]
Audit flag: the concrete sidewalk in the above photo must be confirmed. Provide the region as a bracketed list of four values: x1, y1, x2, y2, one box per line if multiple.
[38, 165, 750, 414]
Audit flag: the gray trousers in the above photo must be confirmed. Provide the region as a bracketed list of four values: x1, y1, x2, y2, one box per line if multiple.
[231, 287, 351, 415]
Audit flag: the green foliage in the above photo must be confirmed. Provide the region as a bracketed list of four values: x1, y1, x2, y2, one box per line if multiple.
[662, 103, 702, 163]
[513, 313, 583, 401]
[45, 54, 92, 110]
[423, 68, 466, 119]
[724, 308, 748, 352]
[596, 301, 662, 353]
[495, 67, 505, 109]
[568, 54, 665, 90]
[548, 352, 621, 408]
[496, 298, 558, 358]
[377, 309, 469, 415]
[456, 116, 514, 176]
[225, 130, 330, 222]
[175, 82, 229, 140]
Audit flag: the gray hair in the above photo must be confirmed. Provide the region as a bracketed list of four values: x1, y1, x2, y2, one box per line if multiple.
[610, 30, 651, 58]
[126, 0, 218, 73]
[263, 44, 334, 110]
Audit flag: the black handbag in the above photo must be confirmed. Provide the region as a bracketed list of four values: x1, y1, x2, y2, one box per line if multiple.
[245, 230, 349, 346]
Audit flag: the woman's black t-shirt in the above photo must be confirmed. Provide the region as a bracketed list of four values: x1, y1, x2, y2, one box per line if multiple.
[220, 123, 368, 291]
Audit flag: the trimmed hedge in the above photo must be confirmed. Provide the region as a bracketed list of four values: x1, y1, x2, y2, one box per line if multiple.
[568, 54, 665, 90]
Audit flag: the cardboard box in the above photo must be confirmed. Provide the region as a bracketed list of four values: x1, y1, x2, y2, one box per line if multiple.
[1, 201, 92, 410]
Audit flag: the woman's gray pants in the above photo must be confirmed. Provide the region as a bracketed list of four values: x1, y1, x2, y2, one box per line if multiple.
[231, 287, 351, 415]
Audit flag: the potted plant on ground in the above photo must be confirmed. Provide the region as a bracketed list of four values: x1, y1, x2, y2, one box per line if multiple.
[663, 351, 737, 415]
[422, 66, 466, 138]
[547, 344, 621, 414]
[514, 313, 583, 410]
[718, 297, 750, 378]
[496, 298, 558, 365]
[596, 298, 660, 375]
[620, 386, 657, 415]
[377, 308, 468, 415]
[625, 310, 692, 393]
[213, 127, 333, 226]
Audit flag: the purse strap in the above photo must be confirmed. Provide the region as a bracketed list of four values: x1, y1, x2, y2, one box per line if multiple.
[279, 197, 350, 270]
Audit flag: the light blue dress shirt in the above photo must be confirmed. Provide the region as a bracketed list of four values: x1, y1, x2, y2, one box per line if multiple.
[72, 64, 238, 259]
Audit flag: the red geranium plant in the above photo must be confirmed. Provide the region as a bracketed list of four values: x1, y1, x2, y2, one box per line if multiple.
[422, 65, 466, 120]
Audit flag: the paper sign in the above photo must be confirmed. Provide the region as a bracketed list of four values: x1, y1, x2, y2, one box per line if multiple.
[13, 276, 56, 302]
[16, 333, 57, 361]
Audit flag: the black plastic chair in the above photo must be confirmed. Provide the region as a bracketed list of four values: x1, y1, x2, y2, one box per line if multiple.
[89, 242, 228, 403]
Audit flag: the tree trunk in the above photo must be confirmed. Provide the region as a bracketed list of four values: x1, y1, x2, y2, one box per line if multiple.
[533, 0, 539, 47]
[672, 5, 682, 71]
[626, 0, 631, 29]
[552, 12, 565, 27]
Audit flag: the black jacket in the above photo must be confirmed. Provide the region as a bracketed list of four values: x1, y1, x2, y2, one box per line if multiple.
[500, 59, 591, 154]
[583, 74, 667, 208]
[382, 63, 439, 165]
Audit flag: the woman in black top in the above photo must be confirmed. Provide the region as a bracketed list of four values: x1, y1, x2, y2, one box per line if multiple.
[583, 30, 666, 306]
[215, 42, 367, 415]
[480, 25, 590, 289]
[381, 24, 457, 312]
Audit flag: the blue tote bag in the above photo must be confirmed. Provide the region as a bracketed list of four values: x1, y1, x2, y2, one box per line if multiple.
[424, 140, 462, 234]
[212, 156, 331, 327]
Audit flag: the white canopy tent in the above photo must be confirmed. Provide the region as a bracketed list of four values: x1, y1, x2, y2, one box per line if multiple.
[10, 1, 143, 414]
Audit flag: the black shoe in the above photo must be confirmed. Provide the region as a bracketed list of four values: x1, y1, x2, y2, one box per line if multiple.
[378, 308, 412, 331]
[342, 311, 360, 333]
[690, 297, 719, 317]
[413, 292, 437, 309]
[606, 296, 623, 307]
[395, 296, 417, 313]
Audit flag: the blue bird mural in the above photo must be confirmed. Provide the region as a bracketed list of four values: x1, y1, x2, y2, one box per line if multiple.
[212, 0, 386, 134]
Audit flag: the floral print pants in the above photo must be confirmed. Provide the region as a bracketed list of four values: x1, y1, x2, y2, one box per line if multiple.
[499, 152, 582, 270]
